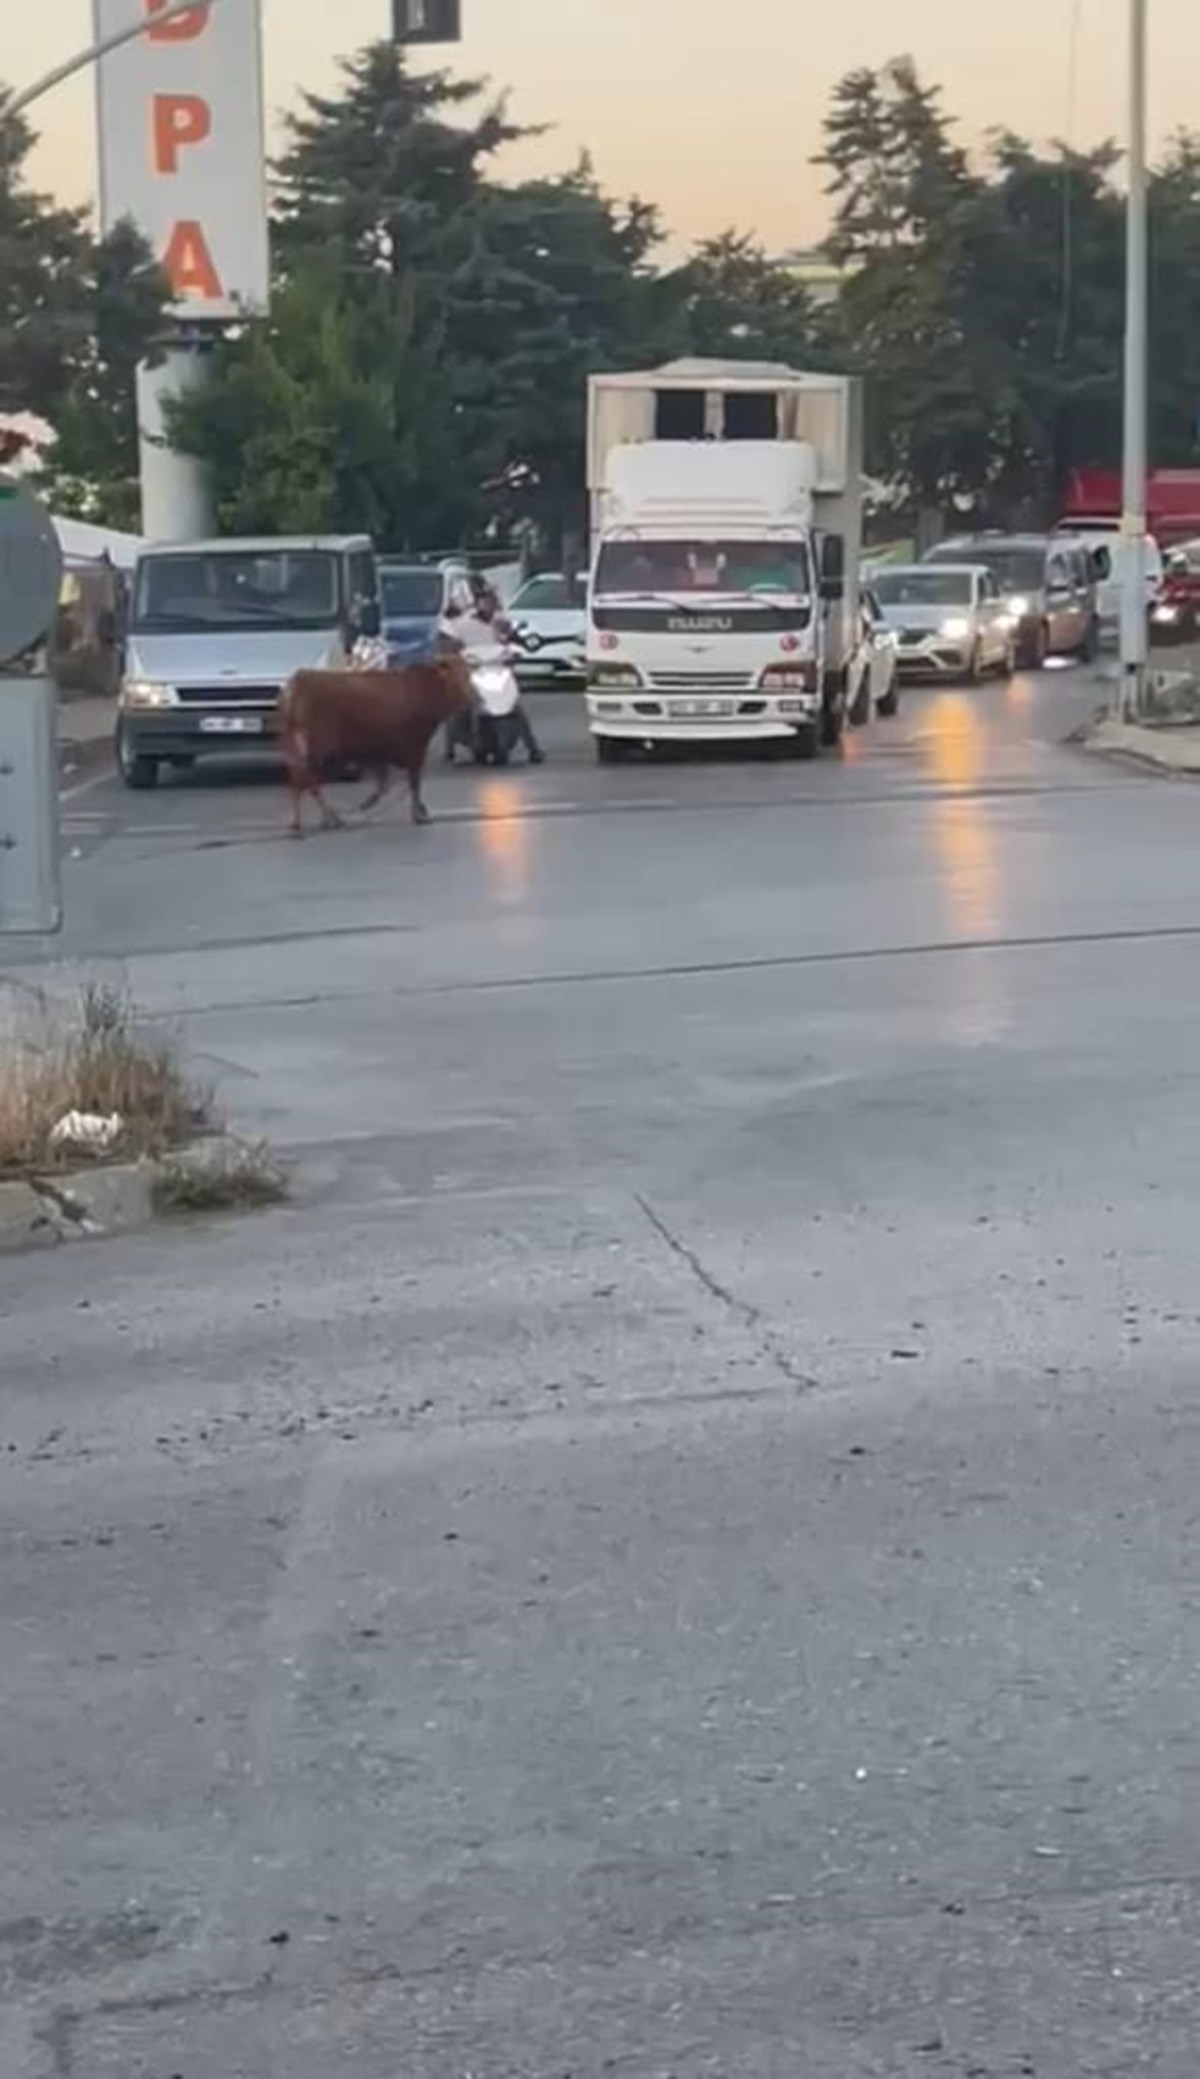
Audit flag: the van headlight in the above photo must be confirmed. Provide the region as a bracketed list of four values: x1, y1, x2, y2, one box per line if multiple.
[1005, 595, 1029, 619]
[121, 679, 177, 709]
[940, 616, 971, 640]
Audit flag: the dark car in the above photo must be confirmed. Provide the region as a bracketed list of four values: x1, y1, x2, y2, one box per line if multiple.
[922, 533, 1104, 668]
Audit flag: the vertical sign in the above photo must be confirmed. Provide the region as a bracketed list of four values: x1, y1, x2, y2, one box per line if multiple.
[393, 0, 462, 43]
[94, 0, 270, 321]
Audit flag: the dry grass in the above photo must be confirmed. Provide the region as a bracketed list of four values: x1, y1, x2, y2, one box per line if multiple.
[0, 983, 213, 1178]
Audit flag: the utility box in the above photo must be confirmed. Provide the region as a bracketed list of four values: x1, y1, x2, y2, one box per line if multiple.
[393, 0, 462, 41]
[0, 679, 62, 936]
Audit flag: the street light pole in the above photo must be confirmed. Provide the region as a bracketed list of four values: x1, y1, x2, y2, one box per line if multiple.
[1119, 0, 1149, 720]
[3, 0, 232, 124]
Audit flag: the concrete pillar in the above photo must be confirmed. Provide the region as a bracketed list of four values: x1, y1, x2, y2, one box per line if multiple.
[135, 347, 214, 542]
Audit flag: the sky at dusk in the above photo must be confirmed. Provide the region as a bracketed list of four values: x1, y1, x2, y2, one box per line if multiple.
[6, 0, 1190, 251]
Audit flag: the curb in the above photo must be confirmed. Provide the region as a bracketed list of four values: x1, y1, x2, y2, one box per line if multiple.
[1078, 716, 1200, 777]
[0, 1136, 287, 1256]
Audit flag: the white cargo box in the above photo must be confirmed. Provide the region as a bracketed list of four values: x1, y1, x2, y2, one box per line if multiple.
[588, 360, 858, 504]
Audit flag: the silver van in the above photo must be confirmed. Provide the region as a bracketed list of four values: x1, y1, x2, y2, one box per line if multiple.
[116, 535, 380, 788]
[923, 533, 1104, 669]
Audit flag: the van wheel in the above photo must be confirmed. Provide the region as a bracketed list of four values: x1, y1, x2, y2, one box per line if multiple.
[117, 726, 159, 791]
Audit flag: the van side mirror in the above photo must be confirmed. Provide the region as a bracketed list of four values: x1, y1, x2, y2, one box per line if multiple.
[1090, 546, 1111, 581]
[820, 533, 845, 601]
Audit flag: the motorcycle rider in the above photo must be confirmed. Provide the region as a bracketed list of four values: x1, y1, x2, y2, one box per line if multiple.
[445, 579, 545, 764]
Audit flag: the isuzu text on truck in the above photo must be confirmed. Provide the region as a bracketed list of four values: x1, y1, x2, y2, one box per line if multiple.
[585, 359, 865, 760]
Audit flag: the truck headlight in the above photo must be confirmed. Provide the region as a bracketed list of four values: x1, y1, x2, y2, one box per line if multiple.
[589, 666, 641, 689]
[120, 680, 177, 709]
[940, 616, 971, 640]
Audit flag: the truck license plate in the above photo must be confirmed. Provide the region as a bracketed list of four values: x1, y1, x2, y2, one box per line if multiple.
[200, 715, 264, 735]
[677, 699, 733, 717]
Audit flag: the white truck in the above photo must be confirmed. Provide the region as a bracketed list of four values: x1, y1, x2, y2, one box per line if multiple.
[585, 359, 865, 760]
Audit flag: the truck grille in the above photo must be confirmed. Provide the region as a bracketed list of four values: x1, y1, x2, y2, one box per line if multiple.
[175, 683, 281, 707]
[648, 670, 756, 692]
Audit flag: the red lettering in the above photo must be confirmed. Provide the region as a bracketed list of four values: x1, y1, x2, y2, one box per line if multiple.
[162, 220, 223, 303]
[146, 0, 211, 40]
[153, 94, 211, 175]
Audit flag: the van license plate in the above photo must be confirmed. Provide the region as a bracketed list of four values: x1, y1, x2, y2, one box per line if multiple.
[677, 699, 733, 717]
[200, 715, 264, 734]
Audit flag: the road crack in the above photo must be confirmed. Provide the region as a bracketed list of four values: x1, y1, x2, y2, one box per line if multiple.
[635, 1191, 816, 1393]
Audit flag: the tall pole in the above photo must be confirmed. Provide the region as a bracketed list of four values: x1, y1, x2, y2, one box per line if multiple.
[1119, 0, 1149, 720]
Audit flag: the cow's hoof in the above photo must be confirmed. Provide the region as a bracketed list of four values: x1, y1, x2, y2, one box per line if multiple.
[413, 807, 432, 827]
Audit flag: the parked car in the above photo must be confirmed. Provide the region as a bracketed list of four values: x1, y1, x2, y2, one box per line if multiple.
[849, 587, 901, 719]
[1152, 540, 1200, 643]
[507, 571, 587, 688]
[870, 563, 1015, 681]
[378, 560, 472, 663]
[922, 533, 1103, 667]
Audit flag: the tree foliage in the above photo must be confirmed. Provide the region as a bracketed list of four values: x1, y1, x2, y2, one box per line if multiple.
[0, 103, 167, 525]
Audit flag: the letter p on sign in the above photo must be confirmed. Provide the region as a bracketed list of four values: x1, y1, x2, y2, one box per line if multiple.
[153, 93, 212, 174]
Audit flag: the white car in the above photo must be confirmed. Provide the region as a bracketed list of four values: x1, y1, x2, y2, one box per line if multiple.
[850, 588, 901, 720]
[507, 572, 587, 687]
[871, 563, 1015, 680]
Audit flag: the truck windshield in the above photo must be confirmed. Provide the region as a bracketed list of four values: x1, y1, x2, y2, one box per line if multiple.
[133, 550, 342, 632]
[380, 568, 444, 618]
[594, 540, 810, 599]
[873, 570, 973, 607]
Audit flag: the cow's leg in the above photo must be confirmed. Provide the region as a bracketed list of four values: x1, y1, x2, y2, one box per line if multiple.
[313, 780, 344, 831]
[283, 738, 307, 838]
[407, 756, 432, 825]
[359, 766, 394, 816]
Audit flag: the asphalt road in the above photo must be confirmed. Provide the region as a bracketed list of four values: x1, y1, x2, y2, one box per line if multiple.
[7, 666, 1200, 2075]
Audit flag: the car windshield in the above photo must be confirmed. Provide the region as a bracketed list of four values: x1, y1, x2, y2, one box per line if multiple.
[930, 545, 1044, 592]
[511, 574, 587, 611]
[594, 539, 811, 598]
[873, 569, 972, 607]
[380, 568, 444, 618]
[133, 550, 341, 632]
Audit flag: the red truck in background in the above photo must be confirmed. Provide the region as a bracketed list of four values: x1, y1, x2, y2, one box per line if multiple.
[1055, 468, 1200, 639]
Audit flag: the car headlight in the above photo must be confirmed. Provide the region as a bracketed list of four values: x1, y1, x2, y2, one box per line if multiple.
[940, 616, 971, 641]
[120, 679, 177, 709]
[1005, 595, 1029, 618]
[1154, 604, 1180, 623]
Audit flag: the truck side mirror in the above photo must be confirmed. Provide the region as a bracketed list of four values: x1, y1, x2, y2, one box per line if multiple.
[820, 533, 845, 601]
[1090, 546, 1111, 581]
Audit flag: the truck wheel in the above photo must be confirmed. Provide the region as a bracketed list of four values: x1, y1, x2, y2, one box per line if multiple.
[848, 668, 872, 728]
[820, 700, 844, 749]
[117, 726, 159, 791]
[786, 724, 820, 760]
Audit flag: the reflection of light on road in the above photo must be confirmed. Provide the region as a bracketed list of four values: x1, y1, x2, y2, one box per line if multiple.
[924, 693, 1010, 1038]
[474, 777, 531, 904]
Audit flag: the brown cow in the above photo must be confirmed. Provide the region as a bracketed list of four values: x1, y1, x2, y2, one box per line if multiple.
[278, 655, 472, 837]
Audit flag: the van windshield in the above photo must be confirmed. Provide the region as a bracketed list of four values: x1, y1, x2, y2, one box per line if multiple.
[594, 539, 811, 599]
[927, 545, 1043, 592]
[132, 550, 342, 632]
[380, 568, 445, 618]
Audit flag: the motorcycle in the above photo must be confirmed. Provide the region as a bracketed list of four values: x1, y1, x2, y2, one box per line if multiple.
[444, 645, 525, 766]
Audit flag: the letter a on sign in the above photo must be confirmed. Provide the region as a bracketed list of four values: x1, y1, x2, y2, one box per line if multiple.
[162, 219, 223, 303]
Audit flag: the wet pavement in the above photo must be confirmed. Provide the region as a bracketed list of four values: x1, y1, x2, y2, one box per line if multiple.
[6, 666, 1200, 2073]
